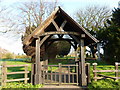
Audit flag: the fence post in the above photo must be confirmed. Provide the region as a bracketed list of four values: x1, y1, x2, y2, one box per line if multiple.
[115, 62, 118, 80]
[59, 63, 62, 85]
[24, 65, 28, 84]
[2, 62, 7, 86]
[93, 63, 97, 81]
[86, 63, 91, 84]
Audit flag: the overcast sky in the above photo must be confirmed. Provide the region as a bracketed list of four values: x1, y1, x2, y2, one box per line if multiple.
[0, 0, 120, 54]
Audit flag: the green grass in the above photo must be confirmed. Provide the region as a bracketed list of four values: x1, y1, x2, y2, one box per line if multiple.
[2, 82, 43, 88]
[87, 60, 120, 88]
[1, 58, 120, 88]
[1, 60, 31, 80]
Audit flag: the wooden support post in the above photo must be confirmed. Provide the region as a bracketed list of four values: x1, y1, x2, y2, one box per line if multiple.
[97, 43, 101, 60]
[24, 65, 28, 84]
[31, 63, 35, 84]
[93, 63, 97, 81]
[80, 38, 87, 86]
[115, 62, 118, 80]
[86, 63, 91, 84]
[59, 63, 62, 85]
[34, 38, 42, 84]
[2, 62, 7, 86]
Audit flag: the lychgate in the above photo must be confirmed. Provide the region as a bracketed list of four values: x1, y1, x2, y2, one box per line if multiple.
[22, 7, 99, 87]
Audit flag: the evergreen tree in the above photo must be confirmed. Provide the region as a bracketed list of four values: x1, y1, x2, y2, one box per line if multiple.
[98, 8, 120, 63]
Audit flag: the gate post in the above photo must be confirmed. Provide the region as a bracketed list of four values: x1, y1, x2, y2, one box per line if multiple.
[115, 62, 118, 80]
[86, 63, 91, 84]
[2, 62, 7, 86]
[34, 38, 42, 84]
[80, 34, 87, 86]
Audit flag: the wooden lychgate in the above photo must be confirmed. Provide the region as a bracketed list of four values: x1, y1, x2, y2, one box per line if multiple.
[22, 7, 99, 87]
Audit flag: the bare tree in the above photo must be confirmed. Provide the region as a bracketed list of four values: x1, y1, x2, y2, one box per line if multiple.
[75, 5, 111, 36]
[75, 5, 112, 58]
[18, 0, 59, 37]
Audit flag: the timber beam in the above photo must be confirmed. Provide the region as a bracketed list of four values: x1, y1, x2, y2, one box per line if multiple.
[36, 31, 80, 37]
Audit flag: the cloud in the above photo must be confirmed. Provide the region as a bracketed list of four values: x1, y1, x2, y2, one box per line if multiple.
[0, 36, 24, 54]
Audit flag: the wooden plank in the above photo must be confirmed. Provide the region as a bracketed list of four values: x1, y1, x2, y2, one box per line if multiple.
[72, 74, 74, 83]
[24, 66, 28, 83]
[93, 63, 97, 81]
[7, 78, 29, 82]
[43, 64, 78, 67]
[52, 20, 60, 31]
[76, 65, 79, 85]
[7, 71, 29, 75]
[98, 74, 116, 80]
[31, 63, 34, 84]
[39, 35, 51, 46]
[86, 63, 91, 84]
[93, 70, 120, 72]
[95, 76, 120, 80]
[40, 31, 80, 36]
[115, 62, 119, 80]
[59, 63, 62, 85]
[44, 73, 77, 75]
[2, 62, 7, 86]
[80, 39, 87, 86]
[35, 38, 42, 84]
[64, 69, 66, 83]
[55, 71, 57, 83]
[68, 66, 70, 83]
[60, 20, 67, 31]
[6, 64, 29, 67]
[50, 66, 53, 83]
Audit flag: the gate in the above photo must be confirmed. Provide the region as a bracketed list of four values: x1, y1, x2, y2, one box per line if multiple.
[42, 63, 79, 85]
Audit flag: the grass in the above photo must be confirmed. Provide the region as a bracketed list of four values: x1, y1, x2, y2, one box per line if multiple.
[2, 82, 43, 88]
[1, 59, 43, 88]
[86, 60, 120, 88]
[1, 58, 120, 88]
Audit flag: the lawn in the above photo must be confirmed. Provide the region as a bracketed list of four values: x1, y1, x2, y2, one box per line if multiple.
[1, 58, 120, 88]
[86, 60, 120, 88]
[1, 59, 43, 88]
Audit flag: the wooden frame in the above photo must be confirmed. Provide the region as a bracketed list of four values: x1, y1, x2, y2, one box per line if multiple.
[92, 62, 120, 81]
[1, 62, 29, 86]
[35, 31, 80, 37]
[22, 7, 99, 87]
[42, 63, 79, 85]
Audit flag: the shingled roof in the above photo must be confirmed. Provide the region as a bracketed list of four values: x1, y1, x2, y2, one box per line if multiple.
[23, 7, 99, 46]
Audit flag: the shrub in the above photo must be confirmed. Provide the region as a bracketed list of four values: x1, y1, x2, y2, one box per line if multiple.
[3, 53, 14, 59]
[2, 82, 43, 88]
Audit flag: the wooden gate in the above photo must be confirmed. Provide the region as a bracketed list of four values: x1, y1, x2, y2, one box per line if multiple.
[42, 63, 79, 85]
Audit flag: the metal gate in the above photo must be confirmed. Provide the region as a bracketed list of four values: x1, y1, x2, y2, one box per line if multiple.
[42, 63, 79, 85]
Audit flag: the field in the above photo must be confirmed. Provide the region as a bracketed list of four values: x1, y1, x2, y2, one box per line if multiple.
[0, 58, 120, 88]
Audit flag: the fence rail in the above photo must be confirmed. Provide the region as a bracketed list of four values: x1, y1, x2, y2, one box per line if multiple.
[93, 62, 120, 81]
[42, 63, 79, 85]
[1, 62, 29, 86]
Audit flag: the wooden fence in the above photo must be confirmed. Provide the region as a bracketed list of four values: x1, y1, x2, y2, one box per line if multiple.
[41, 63, 91, 85]
[93, 62, 120, 81]
[42, 63, 79, 85]
[1, 62, 29, 86]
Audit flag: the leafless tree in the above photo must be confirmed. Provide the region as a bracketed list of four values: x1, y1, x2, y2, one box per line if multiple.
[18, 0, 59, 36]
[75, 5, 112, 58]
[75, 5, 111, 35]
[0, 0, 59, 36]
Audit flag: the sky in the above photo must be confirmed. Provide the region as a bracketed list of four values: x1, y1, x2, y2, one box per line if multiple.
[0, 0, 120, 54]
